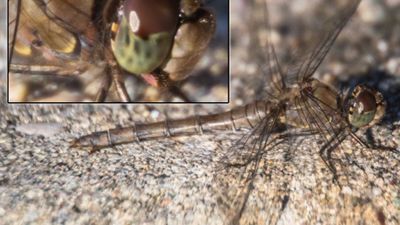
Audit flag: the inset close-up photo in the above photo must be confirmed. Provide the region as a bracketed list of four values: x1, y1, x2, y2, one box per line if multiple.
[8, 0, 229, 103]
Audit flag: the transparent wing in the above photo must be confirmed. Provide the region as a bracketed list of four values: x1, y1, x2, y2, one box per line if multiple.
[8, 0, 108, 102]
[293, 0, 361, 84]
[267, 0, 361, 86]
[245, 0, 364, 177]
[213, 103, 290, 223]
[237, 0, 361, 100]
[219, 1, 299, 221]
[243, 0, 287, 100]
[9, 0, 95, 66]
[224, 0, 367, 221]
[213, 115, 322, 223]
[270, 0, 370, 180]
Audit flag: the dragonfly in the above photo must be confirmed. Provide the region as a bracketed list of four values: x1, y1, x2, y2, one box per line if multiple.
[8, 0, 223, 102]
[72, 0, 394, 223]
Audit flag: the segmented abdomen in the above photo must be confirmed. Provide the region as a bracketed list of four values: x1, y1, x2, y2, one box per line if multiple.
[72, 100, 277, 149]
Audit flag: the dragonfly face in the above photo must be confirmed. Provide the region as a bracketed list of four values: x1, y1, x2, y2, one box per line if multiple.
[112, 0, 216, 86]
[9, 0, 219, 102]
[112, 0, 215, 85]
[111, 0, 180, 75]
[345, 84, 386, 129]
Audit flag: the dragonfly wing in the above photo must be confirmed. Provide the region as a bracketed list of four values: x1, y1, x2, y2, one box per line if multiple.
[36, 0, 95, 35]
[9, 63, 107, 102]
[9, 0, 91, 65]
[8, 0, 110, 102]
[277, 0, 362, 85]
[248, 0, 287, 100]
[214, 105, 294, 223]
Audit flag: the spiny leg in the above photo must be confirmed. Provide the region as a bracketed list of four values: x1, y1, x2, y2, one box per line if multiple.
[166, 85, 191, 102]
[156, 70, 191, 102]
[95, 68, 112, 102]
[112, 66, 131, 102]
[351, 128, 399, 153]
[315, 128, 343, 184]
[295, 96, 342, 183]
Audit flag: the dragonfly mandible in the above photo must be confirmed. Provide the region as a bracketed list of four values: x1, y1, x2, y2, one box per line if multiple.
[8, 0, 226, 102]
[72, 0, 397, 223]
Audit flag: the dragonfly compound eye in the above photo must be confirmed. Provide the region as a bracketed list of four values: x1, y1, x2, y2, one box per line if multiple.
[111, 0, 180, 74]
[347, 85, 386, 128]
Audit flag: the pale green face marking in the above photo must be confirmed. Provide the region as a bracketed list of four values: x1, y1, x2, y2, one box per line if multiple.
[348, 109, 376, 128]
[112, 17, 174, 74]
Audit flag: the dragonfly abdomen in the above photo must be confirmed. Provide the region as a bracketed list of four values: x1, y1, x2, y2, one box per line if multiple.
[72, 100, 275, 149]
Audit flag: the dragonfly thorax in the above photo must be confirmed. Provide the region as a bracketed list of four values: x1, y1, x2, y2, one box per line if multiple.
[280, 79, 343, 128]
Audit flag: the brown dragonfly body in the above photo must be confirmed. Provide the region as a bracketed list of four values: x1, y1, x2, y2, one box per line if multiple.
[73, 100, 273, 149]
[72, 78, 385, 150]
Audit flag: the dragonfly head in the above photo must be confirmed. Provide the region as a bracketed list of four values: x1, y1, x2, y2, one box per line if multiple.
[345, 84, 386, 129]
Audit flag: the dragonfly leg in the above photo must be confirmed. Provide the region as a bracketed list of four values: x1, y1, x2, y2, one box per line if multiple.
[166, 85, 191, 102]
[155, 70, 191, 102]
[350, 129, 399, 153]
[319, 139, 340, 184]
[320, 154, 340, 186]
[112, 67, 131, 102]
[95, 70, 112, 102]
